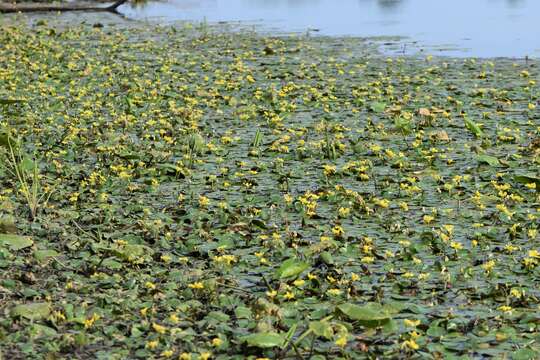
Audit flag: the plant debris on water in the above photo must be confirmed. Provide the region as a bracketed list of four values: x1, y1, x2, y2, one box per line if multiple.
[0, 19, 539, 359]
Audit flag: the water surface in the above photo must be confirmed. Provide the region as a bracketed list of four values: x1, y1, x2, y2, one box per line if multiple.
[120, 0, 540, 57]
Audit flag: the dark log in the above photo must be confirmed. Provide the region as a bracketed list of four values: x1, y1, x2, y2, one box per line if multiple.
[0, 0, 127, 13]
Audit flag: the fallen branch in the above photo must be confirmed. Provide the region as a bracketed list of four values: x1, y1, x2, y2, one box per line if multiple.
[0, 0, 127, 13]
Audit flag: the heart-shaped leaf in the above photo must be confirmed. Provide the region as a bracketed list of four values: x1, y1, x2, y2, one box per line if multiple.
[477, 155, 500, 167]
[370, 102, 386, 113]
[309, 321, 334, 339]
[241, 332, 284, 348]
[11, 302, 51, 320]
[34, 249, 59, 262]
[0, 234, 33, 250]
[275, 258, 309, 279]
[338, 302, 397, 327]
[464, 117, 483, 137]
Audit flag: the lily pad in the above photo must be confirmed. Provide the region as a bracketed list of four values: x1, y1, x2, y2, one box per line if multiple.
[11, 302, 51, 320]
[464, 117, 483, 137]
[275, 258, 309, 279]
[241, 332, 284, 348]
[338, 302, 397, 327]
[0, 234, 33, 250]
[477, 155, 500, 166]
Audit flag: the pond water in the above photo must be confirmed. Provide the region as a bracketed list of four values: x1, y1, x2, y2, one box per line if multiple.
[120, 0, 540, 58]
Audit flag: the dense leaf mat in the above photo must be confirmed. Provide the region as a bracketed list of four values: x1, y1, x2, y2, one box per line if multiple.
[0, 22, 539, 359]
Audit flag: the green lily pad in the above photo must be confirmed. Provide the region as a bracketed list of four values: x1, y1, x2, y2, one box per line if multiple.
[11, 302, 51, 320]
[241, 332, 284, 348]
[370, 101, 386, 113]
[34, 249, 59, 262]
[275, 258, 309, 279]
[113, 244, 153, 262]
[338, 302, 397, 327]
[0, 234, 33, 250]
[477, 154, 500, 166]
[309, 320, 334, 339]
[464, 117, 483, 137]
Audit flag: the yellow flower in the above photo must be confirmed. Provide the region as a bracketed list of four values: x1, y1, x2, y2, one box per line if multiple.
[361, 256, 374, 264]
[84, 313, 100, 329]
[498, 305, 513, 313]
[283, 193, 293, 205]
[146, 340, 159, 349]
[152, 323, 167, 334]
[401, 339, 419, 351]
[188, 282, 205, 289]
[443, 224, 454, 235]
[199, 195, 210, 208]
[335, 335, 347, 347]
[528, 249, 540, 258]
[283, 291, 295, 300]
[323, 164, 337, 176]
[327, 288, 342, 296]
[338, 207, 350, 218]
[200, 352, 212, 360]
[332, 225, 344, 237]
[160, 349, 174, 358]
[510, 288, 523, 299]
[404, 319, 421, 328]
[169, 313, 179, 323]
[211, 338, 223, 347]
[423, 215, 435, 224]
[482, 260, 496, 274]
[373, 197, 390, 208]
[450, 241, 463, 250]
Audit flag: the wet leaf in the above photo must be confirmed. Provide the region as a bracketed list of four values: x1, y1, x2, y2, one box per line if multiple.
[275, 258, 309, 279]
[338, 302, 396, 327]
[0, 99, 25, 104]
[477, 154, 500, 166]
[34, 249, 59, 262]
[11, 302, 51, 320]
[241, 332, 284, 348]
[0, 234, 33, 250]
[309, 320, 334, 339]
[464, 117, 483, 137]
[370, 102, 386, 113]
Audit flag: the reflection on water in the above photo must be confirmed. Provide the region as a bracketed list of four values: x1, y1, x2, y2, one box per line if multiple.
[120, 0, 540, 57]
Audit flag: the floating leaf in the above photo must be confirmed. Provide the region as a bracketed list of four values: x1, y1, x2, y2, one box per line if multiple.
[514, 174, 540, 186]
[34, 249, 59, 262]
[275, 258, 309, 279]
[0, 99, 25, 104]
[477, 155, 500, 166]
[0, 234, 33, 250]
[241, 332, 284, 348]
[113, 244, 154, 262]
[309, 321, 334, 339]
[512, 348, 538, 360]
[11, 302, 51, 320]
[370, 102, 386, 113]
[464, 117, 483, 137]
[338, 302, 396, 327]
